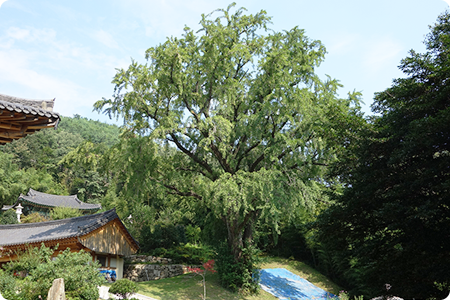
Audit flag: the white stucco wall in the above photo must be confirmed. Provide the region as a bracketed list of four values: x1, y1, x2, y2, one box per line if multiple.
[116, 256, 124, 280]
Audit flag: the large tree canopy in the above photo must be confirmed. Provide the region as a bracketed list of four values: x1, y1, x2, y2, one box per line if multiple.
[317, 11, 450, 299]
[96, 4, 362, 289]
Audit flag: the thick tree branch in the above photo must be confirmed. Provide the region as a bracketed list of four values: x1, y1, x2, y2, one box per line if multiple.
[200, 64, 218, 119]
[182, 96, 200, 123]
[288, 161, 329, 170]
[234, 139, 260, 172]
[237, 199, 259, 233]
[210, 142, 233, 173]
[232, 134, 247, 156]
[176, 166, 208, 177]
[249, 152, 265, 172]
[165, 186, 203, 200]
[168, 133, 215, 176]
[148, 174, 203, 200]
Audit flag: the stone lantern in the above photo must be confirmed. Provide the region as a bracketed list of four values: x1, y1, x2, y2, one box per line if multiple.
[15, 203, 23, 223]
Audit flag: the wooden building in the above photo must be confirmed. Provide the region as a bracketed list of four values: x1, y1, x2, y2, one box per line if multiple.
[0, 209, 139, 279]
[2, 188, 102, 217]
[0, 93, 60, 144]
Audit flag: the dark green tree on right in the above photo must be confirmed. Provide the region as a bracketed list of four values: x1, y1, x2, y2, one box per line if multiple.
[317, 12, 450, 299]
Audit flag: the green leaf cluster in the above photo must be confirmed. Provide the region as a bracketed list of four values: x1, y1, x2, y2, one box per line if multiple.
[49, 206, 83, 220]
[316, 11, 450, 299]
[0, 209, 18, 225]
[1, 244, 103, 300]
[109, 278, 138, 299]
[0, 151, 66, 209]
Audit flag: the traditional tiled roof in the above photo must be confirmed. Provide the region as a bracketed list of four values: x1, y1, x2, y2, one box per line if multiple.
[0, 209, 138, 249]
[1, 205, 14, 211]
[18, 188, 101, 211]
[0, 93, 60, 144]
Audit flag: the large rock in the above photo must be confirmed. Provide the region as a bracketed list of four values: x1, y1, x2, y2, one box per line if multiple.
[47, 278, 66, 300]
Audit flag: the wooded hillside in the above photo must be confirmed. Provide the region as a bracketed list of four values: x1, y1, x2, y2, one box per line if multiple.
[0, 115, 121, 207]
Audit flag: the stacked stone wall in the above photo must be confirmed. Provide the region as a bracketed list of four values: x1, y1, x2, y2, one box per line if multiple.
[126, 254, 173, 264]
[123, 255, 192, 282]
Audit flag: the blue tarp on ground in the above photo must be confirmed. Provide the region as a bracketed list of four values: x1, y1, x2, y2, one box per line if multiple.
[259, 268, 338, 300]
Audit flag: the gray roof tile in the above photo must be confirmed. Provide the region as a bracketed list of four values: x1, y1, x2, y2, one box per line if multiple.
[0, 93, 59, 119]
[19, 188, 101, 210]
[1, 205, 14, 211]
[0, 209, 137, 247]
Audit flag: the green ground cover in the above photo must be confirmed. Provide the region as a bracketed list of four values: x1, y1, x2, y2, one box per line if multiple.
[136, 257, 341, 300]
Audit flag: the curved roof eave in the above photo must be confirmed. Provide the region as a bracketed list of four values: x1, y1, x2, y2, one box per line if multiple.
[0, 209, 125, 248]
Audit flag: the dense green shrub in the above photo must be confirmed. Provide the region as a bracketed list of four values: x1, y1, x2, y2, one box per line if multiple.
[0, 270, 16, 299]
[185, 224, 201, 244]
[38, 249, 104, 299]
[143, 243, 215, 265]
[166, 243, 215, 265]
[258, 222, 314, 264]
[140, 223, 186, 252]
[49, 206, 82, 220]
[121, 204, 157, 244]
[109, 278, 137, 299]
[215, 243, 260, 294]
[151, 247, 168, 258]
[21, 212, 50, 223]
[0, 209, 18, 225]
[2, 243, 53, 274]
[2, 244, 104, 300]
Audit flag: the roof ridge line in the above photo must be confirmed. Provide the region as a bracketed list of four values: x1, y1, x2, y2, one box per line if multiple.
[0, 209, 115, 229]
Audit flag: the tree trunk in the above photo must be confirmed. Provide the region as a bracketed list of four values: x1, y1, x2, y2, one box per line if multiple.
[225, 210, 258, 264]
[225, 211, 257, 289]
[226, 217, 244, 263]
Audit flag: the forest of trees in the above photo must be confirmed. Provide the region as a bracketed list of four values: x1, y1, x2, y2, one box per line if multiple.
[0, 5, 449, 299]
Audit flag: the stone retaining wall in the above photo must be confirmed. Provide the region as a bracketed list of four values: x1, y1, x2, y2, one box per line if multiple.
[127, 255, 173, 264]
[124, 255, 193, 282]
[123, 263, 189, 282]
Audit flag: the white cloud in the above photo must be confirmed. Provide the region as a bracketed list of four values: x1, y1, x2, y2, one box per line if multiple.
[362, 37, 403, 73]
[6, 27, 29, 40]
[0, 50, 110, 119]
[0, 25, 128, 117]
[0, 0, 8, 8]
[326, 33, 359, 55]
[6, 27, 56, 42]
[443, 0, 450, 6]
[1, 25, 124, 73]
[91, 29, 120, 49]
[0, 36, 13, 49]
[0, 50, 85, 109]
[119, 0, 223, 39]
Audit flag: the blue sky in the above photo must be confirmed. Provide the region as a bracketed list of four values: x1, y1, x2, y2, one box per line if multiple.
[0, 0, 448, 123]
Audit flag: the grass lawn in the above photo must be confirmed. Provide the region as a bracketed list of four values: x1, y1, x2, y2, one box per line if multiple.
[136, 257, 342, 300]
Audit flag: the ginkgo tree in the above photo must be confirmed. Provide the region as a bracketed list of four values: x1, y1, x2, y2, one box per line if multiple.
[95, 3, 362, 290]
